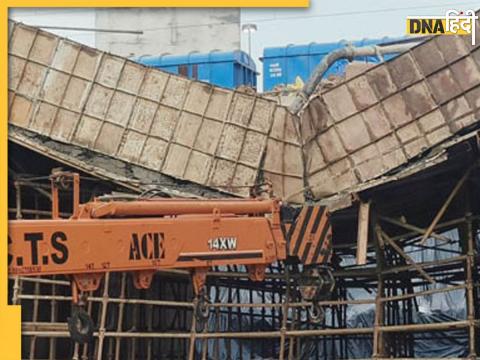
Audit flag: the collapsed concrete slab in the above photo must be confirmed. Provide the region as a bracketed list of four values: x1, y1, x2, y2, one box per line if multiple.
[8, 19, 480, 205]
[8, 21, 304, 201]
[299, 24, 480, 201]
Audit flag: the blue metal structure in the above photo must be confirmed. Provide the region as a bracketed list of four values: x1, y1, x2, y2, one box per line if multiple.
[136, 50, 258, 90]
[262, 37, 410, 91]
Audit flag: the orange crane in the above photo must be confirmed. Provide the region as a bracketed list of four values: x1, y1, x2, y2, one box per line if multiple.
[8, 171, 334, 342]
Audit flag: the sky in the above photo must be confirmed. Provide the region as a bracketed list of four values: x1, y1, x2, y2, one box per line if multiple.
[10, 1, 480, 90]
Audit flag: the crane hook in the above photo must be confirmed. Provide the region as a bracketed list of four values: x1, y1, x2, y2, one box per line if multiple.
[68, 305, 94, 344]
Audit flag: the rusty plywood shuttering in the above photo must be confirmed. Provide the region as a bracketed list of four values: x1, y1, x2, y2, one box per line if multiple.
[301, 22, 480, 200]
[8, 21, 304, 202]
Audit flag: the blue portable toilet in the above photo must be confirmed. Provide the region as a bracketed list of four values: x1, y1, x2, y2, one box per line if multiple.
[261, 37, 409, 91]
[136, 50, 258, 90]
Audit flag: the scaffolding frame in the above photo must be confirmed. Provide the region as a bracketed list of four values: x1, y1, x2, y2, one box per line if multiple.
[7, 144, 480, 360]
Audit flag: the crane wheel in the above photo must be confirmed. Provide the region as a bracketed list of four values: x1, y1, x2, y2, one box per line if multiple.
[68, 306, 94, 344]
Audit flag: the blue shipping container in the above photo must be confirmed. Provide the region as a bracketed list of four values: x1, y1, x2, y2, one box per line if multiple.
[136, 50, 258, 90]
[262, 37, 410, 91]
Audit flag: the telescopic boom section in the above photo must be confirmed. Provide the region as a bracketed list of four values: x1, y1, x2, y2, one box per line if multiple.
[86, 198, 279, 218]
[9, 200, 285, 279]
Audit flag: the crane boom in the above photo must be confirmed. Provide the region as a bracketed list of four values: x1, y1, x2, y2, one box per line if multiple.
[8, 171, 334, 342]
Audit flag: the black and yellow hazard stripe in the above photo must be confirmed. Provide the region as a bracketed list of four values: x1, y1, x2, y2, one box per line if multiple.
[283, 205, 332, 265]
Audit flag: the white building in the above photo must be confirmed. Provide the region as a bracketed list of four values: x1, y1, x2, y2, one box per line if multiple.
[9, 8, 241, 58]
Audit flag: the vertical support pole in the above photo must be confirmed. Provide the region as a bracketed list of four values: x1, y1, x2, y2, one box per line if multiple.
[49, 276, 57, 360]
[287, 306, 298, 360]
[236, 283, 243, 360]
[29, 280, 40, 360]
[14, 181, 22, 220]
[201, 288, 212, 360]
[279, 265, 290, 360]
[114, 273, 127, 360]
[38, 187, 57, 360]
[96, 273, 110, 360]
[147, 303, 153, 360]
[11, 276, 21, 305]
[248, 287, 254, 360]
[261, 288, 267, 356]
[188, 298, 198, 360]
[229, 282, 235, 357]
[201, 327, 208, 360]
[465, 214, 477, 360]
[72, 173, 80, 219]
[357, 201, 370, 265]
[12, 182, 25, 354]
[51, 179, 59, 220]
[130, 299, 138, 359]
[214, 290, 221, 360]
[457, 175, 477, 360]
[373, 211, 386, 358]
[12, 182, 23, 306]
[464, 184, 477, 360]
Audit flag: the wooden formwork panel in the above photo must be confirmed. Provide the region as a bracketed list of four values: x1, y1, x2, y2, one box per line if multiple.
[300, 23, 480, 199]
[8, 21, 304, 202]
[14, 20, 479, 204]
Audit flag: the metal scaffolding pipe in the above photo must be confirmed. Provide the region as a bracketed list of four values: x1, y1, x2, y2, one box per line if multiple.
[22, 320, 474, 340]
